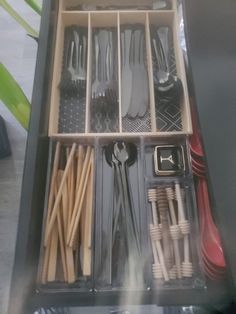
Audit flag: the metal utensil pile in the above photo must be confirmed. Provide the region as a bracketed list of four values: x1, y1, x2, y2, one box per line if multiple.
[91, 29, 118, 115]
[151, 26, 183, 107]
[105, 142, 143, 286]
[60, 26, 87, 96]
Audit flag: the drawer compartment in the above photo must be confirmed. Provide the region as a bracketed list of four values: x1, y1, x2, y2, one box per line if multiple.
[38, 142, 95, 289]
[36, 138, 204, 295]
[49, 4, 191, 136]
[8, 1, 234, 313]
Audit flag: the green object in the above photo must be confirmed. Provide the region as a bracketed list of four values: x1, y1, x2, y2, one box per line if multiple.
[0, 0, 38, 38]
[0, 63, 30, 130]
[25, 0, 42, 15]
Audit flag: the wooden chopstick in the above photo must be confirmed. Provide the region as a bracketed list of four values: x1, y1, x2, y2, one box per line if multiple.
[47, 222, 58, 282]
[61, 170, 68, 236]
[68, 149, 75, 231]
[41, 244, 50, 284]
[56, 171, 68, 282]
[81, 158, 94, 276]
[42, 143, 95, 283]
[42, 145, 61, 283]
[59, 167, 76, 283]
[44, 143, 77, 246]
[76, 145, 85, 191]
[67, 146, 92, 246]
[68, 148, 94, 248]
[71, 145, 84, 251]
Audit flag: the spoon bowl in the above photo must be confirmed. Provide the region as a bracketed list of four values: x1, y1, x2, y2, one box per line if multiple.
[105, 141, 137, 167]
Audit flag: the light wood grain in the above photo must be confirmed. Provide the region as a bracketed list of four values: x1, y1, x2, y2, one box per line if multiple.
[61, 170, 68, 236]
[85, 13, 92, 133]
[47, 223, 59, 282]
[67, 146, 92, 245]
[82, 156, 94, 276]
[41, 244, 50, 284]
[76, 146, 85, 201]
[69, 153, 75, 229]
[56, 171, 68, 282]
[145, 13, 156, 132]
[68, 148, 94, 247]
[44, 142, 61, 246]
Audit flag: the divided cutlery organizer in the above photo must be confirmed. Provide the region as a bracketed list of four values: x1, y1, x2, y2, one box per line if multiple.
[37, 137, 204, 294]
[38, 0, 202, 302]
[49, 0, 192, 136]
[13, 1, 236, 312]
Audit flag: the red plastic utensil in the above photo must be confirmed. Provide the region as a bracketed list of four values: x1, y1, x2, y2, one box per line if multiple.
[190, 104, 204, 158]
[203, 263, 225, 281]
[191, 158, 205, 171]
[203, 250, 226, 270]
[202, 253, 226, 275]
[202, 256, 226, 281]
[197, 179, 226, 268]
[192, 165, 205, 178]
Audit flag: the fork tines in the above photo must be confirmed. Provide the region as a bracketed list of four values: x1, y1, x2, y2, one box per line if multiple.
[60, 26, 87, 96]
[91, 28, 118, 114]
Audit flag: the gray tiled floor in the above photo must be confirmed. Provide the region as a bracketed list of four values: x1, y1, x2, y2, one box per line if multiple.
[0, 1, 40, 313]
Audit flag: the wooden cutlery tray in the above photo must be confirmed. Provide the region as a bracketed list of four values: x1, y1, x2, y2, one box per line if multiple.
[49, 0, 192, 136]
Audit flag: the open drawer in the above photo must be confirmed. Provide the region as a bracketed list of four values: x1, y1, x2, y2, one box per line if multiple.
[7, 0, 234, 313]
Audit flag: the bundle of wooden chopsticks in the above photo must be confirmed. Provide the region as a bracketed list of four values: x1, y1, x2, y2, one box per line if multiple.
[148, 182, 193, 282]
[41, 142, 94, 284]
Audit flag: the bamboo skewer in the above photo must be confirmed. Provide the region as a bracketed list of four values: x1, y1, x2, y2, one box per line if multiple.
[67, 146, 92, 246]
[44, 143, 77, 245]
